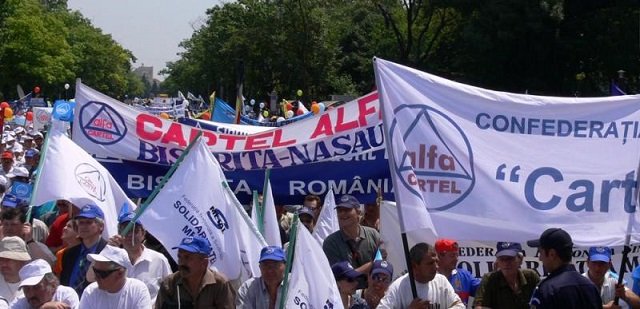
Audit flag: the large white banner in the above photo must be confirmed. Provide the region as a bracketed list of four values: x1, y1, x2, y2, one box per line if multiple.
[73, 82, 382, 171]
[139, 138, 267, 280]
[31, 130, 136, 236]
[374, 58, 640, 246]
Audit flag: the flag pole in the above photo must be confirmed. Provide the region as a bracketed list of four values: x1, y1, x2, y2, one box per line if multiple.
[253, 190, 264, 235]
[120, 131, 203, 237]
[279, 212, 299, 309]
[374, 57, 419, 299]
[26, 124, 54, 222]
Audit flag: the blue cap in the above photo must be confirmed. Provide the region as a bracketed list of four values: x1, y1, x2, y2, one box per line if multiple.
[118, 212, 142, 225]
[331, 261, 364, 280]
[296, 207, 315, 219]
[589, 246, 612, 263]
[172, 236, 212, 255]
[75, 204, 105, 220]
[496, 242, 522, 257]
[1, 194, 19, 208]
[371, 260, 394, 278]
[335, 195, 360, 209]
[259, 246, 286, 262]
[24, 149, 37, 158]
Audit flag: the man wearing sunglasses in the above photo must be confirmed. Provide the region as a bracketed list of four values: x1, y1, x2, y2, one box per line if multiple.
[79, 245, 151, 308]
[236, 246, 287, 308]
[356, 259, 394, 308]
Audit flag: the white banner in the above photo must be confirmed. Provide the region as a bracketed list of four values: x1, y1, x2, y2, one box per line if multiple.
[32, 107, 52, 131]
[72, 82, 382, 171]
[251, 179, 282, 247]
[31, 130, 136, 236]
[286, 218, 343, 309]
[139, 138, 266, 280]
[312, 189, 339, 245]
[374, 58, 640, 246]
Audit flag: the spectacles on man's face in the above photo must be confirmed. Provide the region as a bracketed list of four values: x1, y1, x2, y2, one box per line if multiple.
[92, 266, 120, 279]
[371, 275, 391, 284]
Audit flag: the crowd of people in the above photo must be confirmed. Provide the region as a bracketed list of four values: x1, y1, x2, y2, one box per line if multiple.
[0, 121, 638, 309]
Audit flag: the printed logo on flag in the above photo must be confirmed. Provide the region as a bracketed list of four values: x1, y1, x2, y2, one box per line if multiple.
[206, 205, 229, 232]
[10, 182, 32, 199]
[75, 163, 107, 202]
[36, 109, 50, 123]
[390, 104, 475, 211]
[79, 101, 127, 145]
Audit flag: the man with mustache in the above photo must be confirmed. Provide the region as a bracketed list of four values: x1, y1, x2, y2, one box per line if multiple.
[11, 259, 79, 309]
[155, 236, 236, 309]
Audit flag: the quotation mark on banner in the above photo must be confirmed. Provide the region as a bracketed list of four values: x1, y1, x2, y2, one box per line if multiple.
[496, 164, 521, 182]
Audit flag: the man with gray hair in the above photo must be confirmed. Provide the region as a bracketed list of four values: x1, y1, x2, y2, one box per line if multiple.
[12, 259, 79, 309]
[79, 245, 150, 308]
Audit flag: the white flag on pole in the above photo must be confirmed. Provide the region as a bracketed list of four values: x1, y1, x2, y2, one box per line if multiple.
[286, 218, 343, 309]
[140, 138, 266, 280]
[31, 130, 136, 237]
[312, 189, 339, 245]
[374, 58, 640, 245]
[251, 179, 282, 247]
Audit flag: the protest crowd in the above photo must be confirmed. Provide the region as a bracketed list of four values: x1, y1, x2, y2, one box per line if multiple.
[1, 60, 640, 309]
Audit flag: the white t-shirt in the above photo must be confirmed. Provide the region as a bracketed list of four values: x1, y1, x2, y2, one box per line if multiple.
[11, 285, 79, 309]
[79, 278, 151, 309]
[582, 271, 629, 309]
[378, 273, 465, 309]
[129, 247, 171, 303]
[0, 278, 22, 305]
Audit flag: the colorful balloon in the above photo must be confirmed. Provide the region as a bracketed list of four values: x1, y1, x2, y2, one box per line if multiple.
[202, 112, 211, 120]
[3, 108, 13, 118]
[263, 110, 269, 118]
[286, 102, 293, 111]
[277, 116, 285, 122]
[26, 111, 33, 121]
[0, 102, 9, 109]
[297, 89, 303, 97]
[286, 110, 294, 118]
[250, 99, 255, 106]
[259, 102, 265, 109]
[318, 103, 326, 113]
[159, 112, 169, 119]
[34, 86, 40, 94]
[311, 103, 320, 115]
[296, 109, 304, 115]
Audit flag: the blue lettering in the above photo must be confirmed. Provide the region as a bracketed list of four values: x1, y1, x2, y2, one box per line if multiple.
[566, 180, 594, 212]
[525, 167, 563, 210]
[542, 119, 555, 136]
[574, 120, 587, 138]
[476, 113, 491, 129]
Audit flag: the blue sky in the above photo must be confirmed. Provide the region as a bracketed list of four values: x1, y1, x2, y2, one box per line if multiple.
[67, 0, 223, 81]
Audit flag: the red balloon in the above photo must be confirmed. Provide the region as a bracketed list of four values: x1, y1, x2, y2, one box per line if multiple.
[202, 112, 211, 120]
[26, 111, 33, 121]
[296, 109, 304, 115]
[0, 102, 8, 109]
[286, 102, 293, 111]
[34, 86, 40, 94]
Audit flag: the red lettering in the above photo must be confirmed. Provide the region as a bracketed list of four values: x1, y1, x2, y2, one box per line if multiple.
[335, 107, 358, 132]
[136, 114, 163, 141]
[246, 132, 272, 150]
[272, 129, 296, 147]
[218, 135, 246, 150]
[201, 130, 217, 146]
[357, 93, 377, 127]
[309, 114, 333, 138]
[160, 122, 187, 147]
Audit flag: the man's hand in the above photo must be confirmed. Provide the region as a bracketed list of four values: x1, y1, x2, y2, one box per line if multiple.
[22, 223, 33, 242]
[408, 298, 431, 309]
[108, 234, 124, 247]
[603, 300, 622, 309]
[40, 301, 71, 309]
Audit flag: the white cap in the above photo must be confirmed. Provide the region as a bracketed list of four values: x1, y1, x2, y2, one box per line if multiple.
[87, 245, 130, 268]
[0, 236, 31, 261]
[13, 127, 24, 134]
[12, 143, 23, 153]
[7, 166, 29, 178]
[19, 259, 51, 287]
[0, 176, 7, 190]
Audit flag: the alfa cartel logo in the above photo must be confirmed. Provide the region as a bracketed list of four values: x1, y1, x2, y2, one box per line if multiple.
[389, 104, 475, 211]
[79, 101, 127, 145]
[74, 163, 107, 202]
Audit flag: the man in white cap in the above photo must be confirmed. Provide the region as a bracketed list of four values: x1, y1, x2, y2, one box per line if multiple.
[12, 259, 78, 309]
[79, 245, 151, 308]
[0, 236, 31, 304]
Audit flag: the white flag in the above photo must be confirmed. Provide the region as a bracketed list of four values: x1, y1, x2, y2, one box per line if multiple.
[286, 218, 343, 309]
[374, 58, 640, 246]
[251, 179, 282, 247]
[140, 138, 266, 280]
[297, 101, 310, 114]
[31, 130, 136, 237]
[312, 189, 339, 245]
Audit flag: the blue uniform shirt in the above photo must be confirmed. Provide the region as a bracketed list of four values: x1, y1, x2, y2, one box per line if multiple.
[529, 264, 602, 309]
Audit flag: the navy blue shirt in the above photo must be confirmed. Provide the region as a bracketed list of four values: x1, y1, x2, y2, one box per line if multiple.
[529, 264, 602, 309]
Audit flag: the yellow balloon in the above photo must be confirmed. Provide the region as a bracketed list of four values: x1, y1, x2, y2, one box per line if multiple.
[159, 112, 169, 119]
[3, 107, 13, 118]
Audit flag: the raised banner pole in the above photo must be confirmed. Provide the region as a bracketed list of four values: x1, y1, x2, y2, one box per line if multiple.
[279, 212, 299, 309]
[120, 131, 202, 237]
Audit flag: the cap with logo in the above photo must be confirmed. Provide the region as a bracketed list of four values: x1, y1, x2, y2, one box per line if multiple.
[87, 245, 131, 269]
[19, 259, 52, 287]
[75, 204, 105, 220]
[527, 228, 573, 250]
[259, 246, 286, 262]
[118, 212, 142, 225]
[588, 246, 612, 263]
[371, 260, 394, 278]
[172, 236, 212, 255]
[24, 149, 38, 158]
[331, 261, 364, 280]
[435, 239, 459, 254]
[335, 195, 360, 209]
[495, 242, 523, 257]
[1, 194, 21, 208]
[0, 236, 31, 261]
[296, 206, 315, 219]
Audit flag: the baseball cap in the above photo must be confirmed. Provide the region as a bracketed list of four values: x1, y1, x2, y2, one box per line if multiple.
[527, 228, 573, 250]
[118, 212, 142, 225]
[19, 259, 52, 287]
[259, 246, 286, 262]
[24, 149, 38, 158]
[331, 261, 364, 280]
[371, 260, 394, 278]
[335, 195, 360, 209]
[496, 242, 523, 257]
[0, 236, 31, 261]
[296, 207, 315, 219]
[1, 151, 13, 159]
[75, 204, 105, 220]
[588, 246, 612, 263]
[7, 166, 29, 178]
[435, 239, 459, 254]
[172, 236, 212, 255]
[87, 245, 131, 269]
[13, 127, 24, 134]
[1, 194, 20, 208]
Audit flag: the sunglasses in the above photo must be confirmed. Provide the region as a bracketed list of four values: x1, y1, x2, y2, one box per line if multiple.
[371, 275, 391, 284]
[92, 267, 120, 279]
